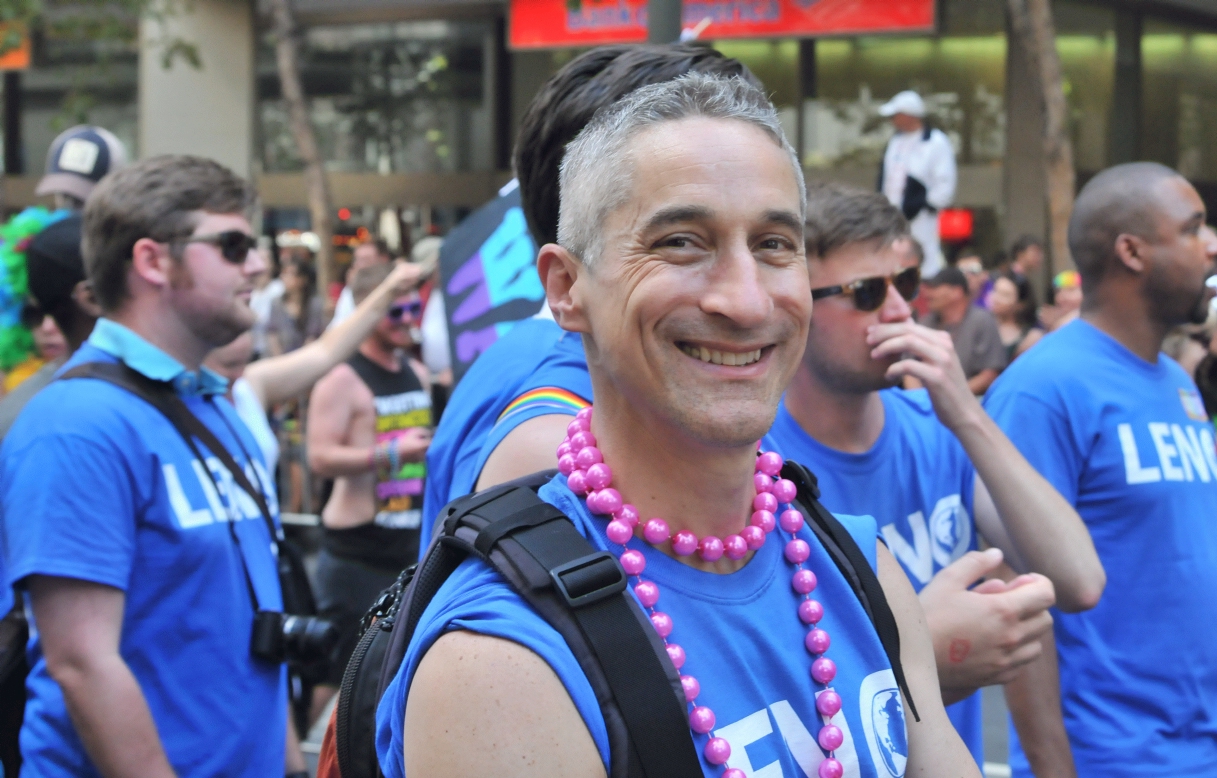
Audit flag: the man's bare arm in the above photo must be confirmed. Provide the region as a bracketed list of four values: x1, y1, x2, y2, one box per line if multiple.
[404, 630, 605, 778]
[966, 368, 998, 396]
[29, 575, 177, 778]
[873, 321, 1105, 612]
[306, 367, 368, 478]
[476, 413, 575, 491]
[877, 546, 980, 777]
[1006, 632, 1077, 778]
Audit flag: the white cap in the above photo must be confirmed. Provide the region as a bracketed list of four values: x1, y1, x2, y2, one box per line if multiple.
[879, 90, 926, 118]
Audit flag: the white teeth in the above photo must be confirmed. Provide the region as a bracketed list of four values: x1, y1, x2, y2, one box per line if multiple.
[679, 344, 764, 367]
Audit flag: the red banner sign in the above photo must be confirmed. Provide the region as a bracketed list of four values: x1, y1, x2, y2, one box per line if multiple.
[510, 0, 935, 49]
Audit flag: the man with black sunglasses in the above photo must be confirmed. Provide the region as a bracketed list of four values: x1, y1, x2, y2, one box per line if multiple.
[764, 183, 1105, 774]
[306, 263, 432, 715]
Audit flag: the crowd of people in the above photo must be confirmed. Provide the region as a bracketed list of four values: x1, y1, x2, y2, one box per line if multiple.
[0, 41, 1215, 778]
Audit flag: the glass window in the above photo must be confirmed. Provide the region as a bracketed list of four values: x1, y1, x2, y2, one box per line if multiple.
[1054, 2, 1115, 174]
[257, 19, 492, 175]
[1142, 18, 1217, 184]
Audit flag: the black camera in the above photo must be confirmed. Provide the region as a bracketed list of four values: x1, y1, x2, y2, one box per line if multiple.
[251, 610, 339, 664]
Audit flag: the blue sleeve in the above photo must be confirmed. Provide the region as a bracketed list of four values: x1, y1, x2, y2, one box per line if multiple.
[834, 513, 879, 572]
[375, 557, 609, 778]
[984, 389, 1082, 505]
[2, 433, 138, 589]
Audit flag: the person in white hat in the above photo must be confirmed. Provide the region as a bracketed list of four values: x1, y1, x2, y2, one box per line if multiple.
[877, 90, 957, 277]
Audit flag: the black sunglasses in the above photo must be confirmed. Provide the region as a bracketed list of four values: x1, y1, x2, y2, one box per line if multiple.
[810, 267, 920, 312]
[387, 301, 423, 321]
[174, 231, 258, 264]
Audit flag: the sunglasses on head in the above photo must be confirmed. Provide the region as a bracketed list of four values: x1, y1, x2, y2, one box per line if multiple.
[810, 267, 920, 312]
[174, 230, 258, 264]
[387, 301, 423, 321]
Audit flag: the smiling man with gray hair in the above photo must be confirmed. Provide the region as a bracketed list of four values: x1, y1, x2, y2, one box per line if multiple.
[377, 73, 977, 778]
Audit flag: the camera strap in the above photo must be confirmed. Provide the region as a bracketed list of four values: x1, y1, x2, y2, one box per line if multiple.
[59, 362, 281, 612]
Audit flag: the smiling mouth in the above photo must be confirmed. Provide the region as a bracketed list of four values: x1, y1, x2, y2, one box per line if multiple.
[678, 342, 766, 367]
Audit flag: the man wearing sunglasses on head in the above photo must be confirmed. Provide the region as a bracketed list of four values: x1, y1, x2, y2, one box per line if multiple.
[306, 263, 432, 714]
[764, 183, 1105, 774]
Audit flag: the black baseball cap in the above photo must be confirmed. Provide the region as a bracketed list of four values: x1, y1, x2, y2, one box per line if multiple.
[35, 125, 127, 202]
[924, 266, 969, 292]
[26, 214, 84, 313]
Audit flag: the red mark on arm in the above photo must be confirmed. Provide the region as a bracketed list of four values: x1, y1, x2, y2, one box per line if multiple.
[948, 638, 971, 664]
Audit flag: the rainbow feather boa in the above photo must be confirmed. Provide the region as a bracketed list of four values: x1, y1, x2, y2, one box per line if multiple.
[0, 207, 69, 371]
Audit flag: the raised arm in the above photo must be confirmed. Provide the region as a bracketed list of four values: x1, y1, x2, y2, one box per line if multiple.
[876, 545, 981, 778]
[29, 575, 178, 778]
[871, 321, 1105, 612]
[243, 261, 424, 408]
[404, 630, 605, 778]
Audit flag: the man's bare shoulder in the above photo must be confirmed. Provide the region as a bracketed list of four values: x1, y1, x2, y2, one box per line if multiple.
[312, 362, 370, 401]
[404, 630, 605, 778]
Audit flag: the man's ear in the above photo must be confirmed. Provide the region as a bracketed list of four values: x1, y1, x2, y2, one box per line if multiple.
[130, 237, 173, 290]
[536, 243, 591, 334]
[1114, 233, 1148, 275]
[71, 280, 102, 318]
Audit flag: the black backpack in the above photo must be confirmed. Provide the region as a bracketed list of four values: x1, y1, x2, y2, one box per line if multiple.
[329, 462, 918, 778]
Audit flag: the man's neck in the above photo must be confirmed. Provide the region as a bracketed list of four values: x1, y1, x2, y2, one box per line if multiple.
[358, 338, 401, 371]
[589, 384, 761, 574]
[1082, 293, 1166, 363]
[108, 306, 210, 372]
[785, 364, 885, 454]
[936, 299, 969, 326]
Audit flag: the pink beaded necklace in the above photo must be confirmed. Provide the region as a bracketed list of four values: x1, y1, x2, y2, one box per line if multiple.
[557, 406, 846, 778]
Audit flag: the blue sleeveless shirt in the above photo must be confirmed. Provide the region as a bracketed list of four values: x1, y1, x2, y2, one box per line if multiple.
[377, 475, 909, 778]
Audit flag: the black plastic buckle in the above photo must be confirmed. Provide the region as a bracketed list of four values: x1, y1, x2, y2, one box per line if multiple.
[549, 552, 628, 608]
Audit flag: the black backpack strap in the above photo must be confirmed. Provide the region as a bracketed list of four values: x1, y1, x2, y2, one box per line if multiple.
[783, 459, 920, 722]
[384, 475, 701, 778]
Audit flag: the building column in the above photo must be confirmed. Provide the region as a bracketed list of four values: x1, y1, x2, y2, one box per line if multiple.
[1108, 9, 1142, 165]
[1003, 13, 1048, 292]
[138, 0, 254, 176]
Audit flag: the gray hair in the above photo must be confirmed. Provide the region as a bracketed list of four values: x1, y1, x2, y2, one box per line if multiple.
[557, 72, 805, 267]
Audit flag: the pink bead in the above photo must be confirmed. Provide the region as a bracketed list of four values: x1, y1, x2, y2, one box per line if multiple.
[756, 451, 783, 476]
[650, 611, 672, 638]
[576, 446, 603, 469]
[817, 723, 844, 752]
[615, 504, 640, 527]
[723, 534, 748, 560]
[680, 674, 700, 701]
[703, 737, 732, 765]
[811, 657, 837, 685]
[606, 520, 633, 545]
[620, 550, 646, 576]
[792, 569, 818, 594]
[771, 478, 797, 504]
[751, 510, 776, 533]
[689, 705, 716, 734]
[816, 690, 842, 717]
[556, 442, 572, 458]
[753, 491, 778, 514]
[818, 757, 844, 778]
[805, 628, 831, 655]
[724, 770, 747, 778]
[741, 524, 765, 550]
[557, 454, 577, 475]
[698, 536, 724, 562]
[666, 643, 685, 669]
[570, 430, 596, 451]
[671, 530, 699, 556]
[754, 472, 773, 493]
[634, 580, 660, 607]
[785, 539, 810, 564]
[585, 463, 613, 491]
[593, 491, 613, 514]
[779, 508, 804, 534]
[596, 487, 623, 515]
[566, 470, 588, 495]
[575, 406, 593, 423]
[643, 518, 671, 545]
[567, 418, 589, 437]
[799, 599, 824, 624]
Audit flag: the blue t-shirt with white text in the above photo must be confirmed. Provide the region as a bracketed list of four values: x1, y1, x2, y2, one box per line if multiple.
[986, 319, 1217, 776]
[420, 318, 592, 547]
[0, 324, 286, 777]
[378, 475, 909, 778]
[764, 390, 983, 766]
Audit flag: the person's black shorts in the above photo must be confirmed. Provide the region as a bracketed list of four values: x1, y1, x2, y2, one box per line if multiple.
[313, 548, 401, 687]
